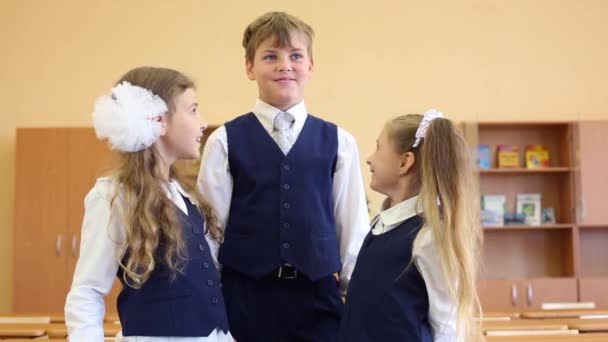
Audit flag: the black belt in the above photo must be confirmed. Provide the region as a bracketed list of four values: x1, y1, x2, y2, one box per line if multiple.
[271, 265, 299, 280]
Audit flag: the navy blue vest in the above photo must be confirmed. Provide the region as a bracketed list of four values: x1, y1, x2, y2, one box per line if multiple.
[339, 215, 432, 342]
[219, 112, 341, 280]
[117, 196, 229, 337]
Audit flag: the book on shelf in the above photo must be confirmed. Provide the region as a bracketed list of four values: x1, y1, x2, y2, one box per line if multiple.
[481, 194, 506, 226]
[497, 145, 519, 168]
[477, 144, 491, 169]
[516, 193, 542, 226]
[542, 207, 556, 224]
[525, 145, 550, 169]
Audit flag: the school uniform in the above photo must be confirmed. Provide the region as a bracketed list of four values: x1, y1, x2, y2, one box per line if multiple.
[65, 177, 233, 342]
[197, 99, 369, 342]
[339, 196, 458, 342]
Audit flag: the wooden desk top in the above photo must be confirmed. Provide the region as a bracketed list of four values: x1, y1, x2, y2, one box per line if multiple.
[521, 309, 608, 319]
[483, 319, 569, 332]
[482, 311, 521, 319]
[565, 319, 608, 332]
[0, 325, 47, 337]
[487, 333, 608, 341]
[0, 323, 120, 338]
[46, 323, 121, 338]
[0, 312, 63, 323]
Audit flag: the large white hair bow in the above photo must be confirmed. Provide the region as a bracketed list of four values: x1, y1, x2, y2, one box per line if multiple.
[93, 81, 168, 152]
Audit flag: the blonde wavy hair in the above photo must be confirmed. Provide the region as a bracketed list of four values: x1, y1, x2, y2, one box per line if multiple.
[109, 66, 222, 289]
[385, 114, 483, 341]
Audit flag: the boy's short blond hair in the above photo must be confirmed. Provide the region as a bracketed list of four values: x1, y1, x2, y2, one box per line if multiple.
[243, 12, 314, 64]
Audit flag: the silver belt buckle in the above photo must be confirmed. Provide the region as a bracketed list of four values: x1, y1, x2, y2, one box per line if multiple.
[277, 266, 297, 279]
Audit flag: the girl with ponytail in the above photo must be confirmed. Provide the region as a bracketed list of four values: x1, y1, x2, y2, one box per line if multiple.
[339, 110, 482, 342]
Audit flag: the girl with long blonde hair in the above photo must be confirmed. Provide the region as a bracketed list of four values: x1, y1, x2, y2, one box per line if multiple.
[65, 66, 233, 342]
[339, 110, 482, 342]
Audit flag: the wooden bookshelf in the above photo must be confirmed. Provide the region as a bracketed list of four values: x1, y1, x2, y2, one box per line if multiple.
[466, 121, 581, 311]
[466, 121, 608, 311]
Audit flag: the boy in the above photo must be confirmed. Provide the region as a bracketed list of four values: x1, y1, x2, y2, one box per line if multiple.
[198, 11, 368, 342]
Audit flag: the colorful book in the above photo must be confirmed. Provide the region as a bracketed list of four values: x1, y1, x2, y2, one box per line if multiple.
[481, 194, 506, 226]
[477, 145, 491, 169]
[525, 145, 550, 169]
[497, 145, 519, 168]
[516, 193, 541, 226]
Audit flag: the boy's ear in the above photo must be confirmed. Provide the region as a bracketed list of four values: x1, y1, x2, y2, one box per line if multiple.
[246, 60, 256, 81]
[399, 151, 416, 176]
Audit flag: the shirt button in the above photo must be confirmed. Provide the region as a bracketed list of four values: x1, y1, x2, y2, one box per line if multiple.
[283, 243, 290, 249]
[207, 280, 214, 286]
[283, 223, 290, 229]
[199, 244, 206, 251]
[283, 203, 291, 209]
[203, 262, 210, 269]
[283, 184, 290, 190]
[283, 164, 290, 171]
[193, 229, 201, 235]
[212, 297, 219, 304]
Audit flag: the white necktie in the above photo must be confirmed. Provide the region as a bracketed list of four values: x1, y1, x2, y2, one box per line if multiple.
[273, 111, 294, 155]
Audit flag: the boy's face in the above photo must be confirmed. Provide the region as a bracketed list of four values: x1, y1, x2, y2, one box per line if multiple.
[246, 33, 313, 111]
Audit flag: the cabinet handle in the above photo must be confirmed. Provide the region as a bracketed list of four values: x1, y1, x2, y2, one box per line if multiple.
[71, 234, 77, 257]
[56, 235, 63, 256]
[580, 199, 586, 222]
[511, 284, 518, 307]
[527, 284, 533, 307]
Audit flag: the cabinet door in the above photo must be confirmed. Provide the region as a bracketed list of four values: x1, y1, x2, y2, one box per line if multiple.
[579, 277, 608, 308]
[478, 279, 522, 311]
[522, 277, 578, 309]
[14, 128, 70, 312]
[66, 128, 120, 314]
[578, 121, 608, 225]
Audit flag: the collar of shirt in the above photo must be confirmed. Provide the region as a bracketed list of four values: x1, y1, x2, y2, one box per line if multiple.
[166, 180, 196, 214]
[253, 98, 308, 135]
[372, 195, 421, 235]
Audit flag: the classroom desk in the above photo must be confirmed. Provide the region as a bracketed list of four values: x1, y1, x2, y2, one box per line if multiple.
[482, 319, 569, 332]
[46, 323, 121, 338]
[482, 311, 521, 319]
[0, 323, 120, 339]
[563, 318, 608, 332]
[0, 323, 52, 338]
[521, 309, 608, 319]
[486, 332, 608, 341]
[0, 312, 62, 324]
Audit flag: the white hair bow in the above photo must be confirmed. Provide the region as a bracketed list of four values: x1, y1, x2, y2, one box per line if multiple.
[93, 81, 168, 152]
[412, 109, 444, 148]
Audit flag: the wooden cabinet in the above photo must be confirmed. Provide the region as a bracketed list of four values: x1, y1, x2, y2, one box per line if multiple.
[579, 277, 608, 308]
[577, 121, 608, 225]
[479, 280, 522, 311]
[14, 127, 120, 313]
[524, 278, 578, 309]
[479, 278, 577, 311]
[466, 121, 608, 310]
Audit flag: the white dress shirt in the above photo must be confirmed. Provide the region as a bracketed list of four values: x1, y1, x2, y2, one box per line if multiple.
[64, 177, 233, 342]
[371, 196, 458, 342]
[197, 99, 369, 294]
